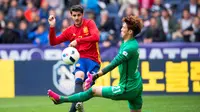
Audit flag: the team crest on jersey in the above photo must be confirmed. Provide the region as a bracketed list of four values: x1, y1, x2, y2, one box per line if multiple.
[83, 26, 89, 35]
[53, 61, 75, 95]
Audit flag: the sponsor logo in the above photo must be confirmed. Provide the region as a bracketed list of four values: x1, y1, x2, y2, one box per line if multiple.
[0, 47, 199, 60]
[53, 61, 75, 95]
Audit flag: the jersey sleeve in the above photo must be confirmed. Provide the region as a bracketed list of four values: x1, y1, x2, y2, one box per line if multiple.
[76, 20, 100, 44]
[49, 27, 74, 46]
[102, 46, 137, 74]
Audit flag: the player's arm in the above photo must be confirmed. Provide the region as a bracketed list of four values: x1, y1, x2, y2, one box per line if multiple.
[94, 47, 135, 80]
[84, 47, 135, 90]
[48, 15, 73, 46]
[76, 20, 100, 44]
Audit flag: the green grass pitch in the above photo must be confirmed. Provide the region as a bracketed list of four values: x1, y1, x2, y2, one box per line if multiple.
[0, 95, 199, 112]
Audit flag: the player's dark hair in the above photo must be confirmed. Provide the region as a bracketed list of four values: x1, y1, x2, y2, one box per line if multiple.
[70, 5, 84, 14]
[122, 15, 143, 37]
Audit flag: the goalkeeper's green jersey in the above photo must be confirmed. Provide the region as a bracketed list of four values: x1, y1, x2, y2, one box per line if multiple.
[102, 38, 142, 92]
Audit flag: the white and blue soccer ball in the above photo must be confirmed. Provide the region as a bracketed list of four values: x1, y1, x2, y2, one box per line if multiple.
[61, 47, 80, 65]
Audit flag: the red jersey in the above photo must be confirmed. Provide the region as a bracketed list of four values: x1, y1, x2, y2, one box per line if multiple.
[49, 18, 101, 64]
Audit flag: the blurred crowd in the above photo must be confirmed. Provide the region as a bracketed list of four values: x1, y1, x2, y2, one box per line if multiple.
[0, 0, 200, 47]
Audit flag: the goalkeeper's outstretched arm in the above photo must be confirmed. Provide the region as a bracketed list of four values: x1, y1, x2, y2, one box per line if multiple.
[93, 52, 130, 80]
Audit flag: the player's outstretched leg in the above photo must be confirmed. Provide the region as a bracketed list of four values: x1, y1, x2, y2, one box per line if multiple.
[48, 88, 94, 104]
[48, 89, 63, 104]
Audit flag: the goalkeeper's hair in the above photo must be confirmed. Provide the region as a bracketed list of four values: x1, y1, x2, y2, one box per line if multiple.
[70, 5, 84, 14]
[122, 15, 143, 36]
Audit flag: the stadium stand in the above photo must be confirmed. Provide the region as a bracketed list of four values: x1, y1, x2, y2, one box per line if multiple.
[0, 0, 199, 46]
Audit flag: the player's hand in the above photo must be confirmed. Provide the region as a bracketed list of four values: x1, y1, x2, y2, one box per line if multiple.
[68, 40, 77, 47]
[84, 72, 100, 90]
[84, 72, 94, 90]
[48, 15, 56, 27]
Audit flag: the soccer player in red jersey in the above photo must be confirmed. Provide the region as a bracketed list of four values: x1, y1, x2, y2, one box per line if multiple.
[48, 5, 101, 112]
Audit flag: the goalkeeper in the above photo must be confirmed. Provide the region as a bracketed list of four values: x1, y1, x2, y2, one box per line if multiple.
[48, 15, 143, 112]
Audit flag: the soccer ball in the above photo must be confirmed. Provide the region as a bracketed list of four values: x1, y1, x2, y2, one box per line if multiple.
[61, 47, 80, 65]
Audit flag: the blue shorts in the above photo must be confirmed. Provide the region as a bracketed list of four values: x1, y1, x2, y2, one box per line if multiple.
[73, 58, 100, 81]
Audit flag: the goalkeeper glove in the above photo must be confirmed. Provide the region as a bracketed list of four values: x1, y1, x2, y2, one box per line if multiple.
[84, 72, 99, 90]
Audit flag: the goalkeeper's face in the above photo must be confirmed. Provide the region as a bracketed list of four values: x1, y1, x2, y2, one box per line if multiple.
[71, 11, 83, 27]
[121, 22, 131, 39]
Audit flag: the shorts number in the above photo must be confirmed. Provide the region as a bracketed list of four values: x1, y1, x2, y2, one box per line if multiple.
[112, 86, 122, 94]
